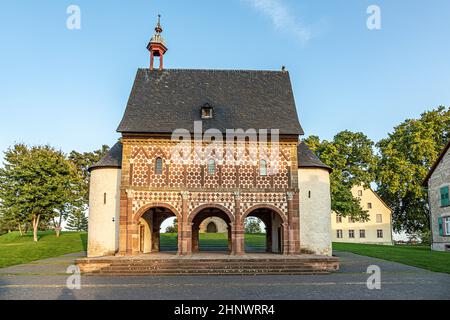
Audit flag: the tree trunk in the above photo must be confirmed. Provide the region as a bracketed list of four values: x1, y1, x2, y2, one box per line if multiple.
[55, 227, 61, 237]
[18, 223, 23, 236]
[32, 214, 40, 242]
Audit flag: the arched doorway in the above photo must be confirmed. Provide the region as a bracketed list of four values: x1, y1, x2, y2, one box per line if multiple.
[243, 206, 286, 254]
[206, 222, 218, 233]
[190, 206, 234, 253]
[243, 216, 266, 253]
[138, 206, 178, 253]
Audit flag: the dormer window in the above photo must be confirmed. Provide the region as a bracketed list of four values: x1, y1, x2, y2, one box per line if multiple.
[201, 104, 213, 119]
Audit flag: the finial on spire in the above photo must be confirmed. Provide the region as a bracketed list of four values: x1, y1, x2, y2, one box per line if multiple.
[155, 14, 163, 33]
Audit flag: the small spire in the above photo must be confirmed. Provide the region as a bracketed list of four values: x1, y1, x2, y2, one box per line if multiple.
[155, 14, 163, 33]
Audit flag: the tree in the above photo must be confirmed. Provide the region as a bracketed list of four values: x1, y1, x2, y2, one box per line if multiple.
[245, 217, 262, 234]
[68, 145, 110, 207]
[304, 131, 378, 221]
[65, 209, 88, 232]
[0, 144, 81, 242]
[376, 106, 450, 233]
[165, 219, 178, 233]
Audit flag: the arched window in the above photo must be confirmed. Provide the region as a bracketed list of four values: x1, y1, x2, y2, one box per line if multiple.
[155, 157, 163, 175]
[260, 160, 267, 176]
[208, 159, 216, 175]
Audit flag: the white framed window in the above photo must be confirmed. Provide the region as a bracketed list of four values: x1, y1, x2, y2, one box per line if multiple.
[358, 190, 363, 196]
[376, 214, 382, 223]
[348, 217, 354, 223]
[377, 229, 383, 238]
[349, 230, 355, 238]
[367, 203, 372, 209]
[336, 215, 342, 223]
[337, 230, 343, 239]
[360, 229, 366, 238]
[445, 217, 450, 236]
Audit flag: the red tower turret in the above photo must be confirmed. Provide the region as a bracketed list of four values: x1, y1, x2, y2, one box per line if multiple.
[147, 15, 168, 70]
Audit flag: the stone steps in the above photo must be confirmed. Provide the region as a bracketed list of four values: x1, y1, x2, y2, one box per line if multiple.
[77, 256, 339, 276]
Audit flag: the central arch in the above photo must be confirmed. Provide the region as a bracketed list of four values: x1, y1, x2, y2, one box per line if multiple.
[189, 204, 234, 254]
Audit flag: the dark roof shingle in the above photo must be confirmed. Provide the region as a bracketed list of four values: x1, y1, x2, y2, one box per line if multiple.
[297, 142, 332, 172]
[117, 69, 303, 135]
[89, 142, 123, 171]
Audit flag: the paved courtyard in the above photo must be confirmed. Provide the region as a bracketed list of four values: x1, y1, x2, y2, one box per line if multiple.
[0, 251, 449, 300]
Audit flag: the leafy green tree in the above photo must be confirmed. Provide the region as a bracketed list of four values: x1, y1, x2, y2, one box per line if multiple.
[304, 131, 377, 221]
[245, 217, 262, 234]
[165, 219, 178, 233]
[376, 106, 450, 233]
[0, 144, 81, 241]
[68, 145, 110, 207]
[66, 209, 88, 232]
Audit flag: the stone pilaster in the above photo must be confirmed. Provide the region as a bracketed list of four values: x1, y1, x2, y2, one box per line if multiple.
[233, 191, 243, 255]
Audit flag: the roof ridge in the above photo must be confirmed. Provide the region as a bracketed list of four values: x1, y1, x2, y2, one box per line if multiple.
[137, 68, 288, 74]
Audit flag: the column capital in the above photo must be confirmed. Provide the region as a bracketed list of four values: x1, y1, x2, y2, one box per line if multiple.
[181, 191, 190, 200]
[286, 191, 294, 201]
[234, 191, 241, 200]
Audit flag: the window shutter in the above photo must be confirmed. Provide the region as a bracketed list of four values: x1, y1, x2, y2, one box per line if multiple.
[441, 186, 449, 207]
[438, 217, 444, 236]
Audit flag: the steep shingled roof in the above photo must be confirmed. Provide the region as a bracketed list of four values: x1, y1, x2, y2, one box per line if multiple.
[297, 142, 332, 172]
[89, 142, 123, 171]
[423, 139, 450, 186]
[117, 69, 303, 135]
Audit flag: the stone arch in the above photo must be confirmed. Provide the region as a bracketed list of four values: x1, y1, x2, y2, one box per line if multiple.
[241, 204, 287, 224]
[188, 204, 234, 224]
[134, 202, 181, 223]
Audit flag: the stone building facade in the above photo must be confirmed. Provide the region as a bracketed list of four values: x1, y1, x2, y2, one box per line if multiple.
[87, 19, 333, 258]
[424, 140, 450, 252]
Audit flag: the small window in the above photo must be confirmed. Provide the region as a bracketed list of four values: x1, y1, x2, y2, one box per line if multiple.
[377, 229, 383, 238]
[201, 105, 213, 119]
[336, 215, 342, 223]
[358, 190, 363, 196]
[367, 203, 372, 209]
[440, 186, 449, 207]
[360, 229, 366, 238]
[208, 159, 216, 175]
[376, 214, 382, 223]
[260, 160, 267, 176]
[348, 217, 354, 223]
[155, 158, 163, 175]
[336, 230, 343, 239]
[349, 230, 355, 238]
[104, 193, 107, 205]
[308, 191, 311, 199]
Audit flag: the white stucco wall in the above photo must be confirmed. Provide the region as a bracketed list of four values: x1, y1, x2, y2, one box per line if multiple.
[87, 168, 121, 257]
[298, 168, 332, 256]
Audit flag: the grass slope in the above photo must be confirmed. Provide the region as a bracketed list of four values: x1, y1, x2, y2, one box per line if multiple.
[333, 242, 450, 274]
[0, 231, 87, 268]
[160, 233, 266, 251]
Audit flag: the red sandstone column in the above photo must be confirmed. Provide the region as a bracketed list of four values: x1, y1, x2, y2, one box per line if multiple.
[233, 192, 243, 255]
[118, 190, 129, 255]
[287, 192, 295, 255]
[181, 192, 192, 255]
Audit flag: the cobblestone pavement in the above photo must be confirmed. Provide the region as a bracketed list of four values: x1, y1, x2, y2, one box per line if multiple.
[0, 251, 449, 300]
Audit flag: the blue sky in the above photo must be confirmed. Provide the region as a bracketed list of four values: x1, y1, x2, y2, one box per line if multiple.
[0, 0, 449, 157]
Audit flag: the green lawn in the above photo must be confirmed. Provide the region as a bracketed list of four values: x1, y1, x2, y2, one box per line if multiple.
[0, 231, 87, 268]
[160, 233, 266, 251]
[333, 242, 450, 274]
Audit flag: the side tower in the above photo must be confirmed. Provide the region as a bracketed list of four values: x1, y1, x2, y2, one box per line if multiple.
[297, 143, 333, 256]
[87, 142, 122, 257]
